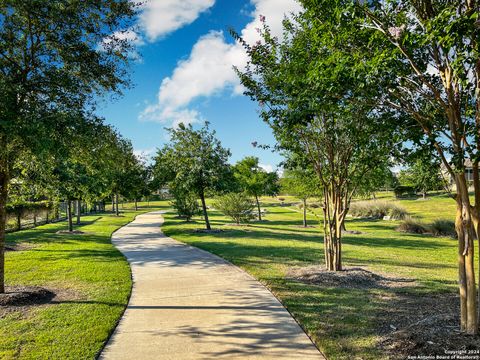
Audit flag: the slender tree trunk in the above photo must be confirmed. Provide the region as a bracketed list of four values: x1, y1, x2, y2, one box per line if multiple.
[255, 195, 262, 221]
[302, 198, 307, 227]
[16, 212, 21, 231]
[455, 174, 478, 334]
[323, 187, 343, 272]
[115, 192, 119, 216]
[0, 169, 9, 293]
[134, 198, 138, 211]
[199, 190, 211, 230]
[67, 200, 73, 232]
[76, 200, 81, 225]
[33, 213, 37, 227]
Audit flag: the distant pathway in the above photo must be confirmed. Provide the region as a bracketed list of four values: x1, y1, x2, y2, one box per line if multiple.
[100, 211, 324, 360]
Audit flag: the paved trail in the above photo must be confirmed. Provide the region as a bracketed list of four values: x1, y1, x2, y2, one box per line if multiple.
[100, 211, 324, 360]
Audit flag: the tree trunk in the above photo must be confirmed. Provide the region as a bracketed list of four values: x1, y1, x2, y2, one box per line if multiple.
[115, 192, 119, 216]
[112, 195, 115, 212]
[16, 212, 21, 231]
[255, 195, 262, 221]
[302, 198, 307, 227]
[0, 169, 9, 293]
[423, 191, 427, 200]
[455, 174, 478, 334]
[322, 187, 343, 272]
[67, 200, 73, 232]
[199, 190, 211, 230]
[76, 200, 81, 225]
[134, 198, 138, 211]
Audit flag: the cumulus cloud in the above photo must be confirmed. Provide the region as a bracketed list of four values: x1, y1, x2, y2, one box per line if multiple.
[140, 0, 302, 127]
[138, 0, 215, 41]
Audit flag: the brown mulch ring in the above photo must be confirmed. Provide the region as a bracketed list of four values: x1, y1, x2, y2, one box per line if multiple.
[0, 286, 81, 319]
[287, 266, 415, 290]
[4, 242, 37, 252]
[194, 229, 224, 234]
[55, 230, 85, 235]
[287, 266, 479, 357]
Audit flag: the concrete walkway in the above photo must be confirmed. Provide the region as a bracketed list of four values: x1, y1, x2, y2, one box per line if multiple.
[100, 211, 324, 360]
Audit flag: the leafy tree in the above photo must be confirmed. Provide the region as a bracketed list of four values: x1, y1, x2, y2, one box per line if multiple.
[233, 6, 398, 271]
[410, 159, 445, 199]
[280, 168, 321, 227]
[353, 0, 480, 333]
[213, 193, 255, 225]
[0, 0, 136, 292]
[233, 157, 279, 221]
[153, 123, 231, 230]
[170, 187, 200, 221]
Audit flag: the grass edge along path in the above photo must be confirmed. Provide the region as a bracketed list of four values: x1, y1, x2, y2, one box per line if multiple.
[0, 202, 169, 360]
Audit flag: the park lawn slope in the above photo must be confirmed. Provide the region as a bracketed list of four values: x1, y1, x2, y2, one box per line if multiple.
[0, 202, 169, 360]
[161, 196, 468, 360]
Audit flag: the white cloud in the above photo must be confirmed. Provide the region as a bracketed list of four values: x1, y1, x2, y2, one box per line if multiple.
[259, 163, 274, 173]
[138, 0, 215, 41]
[140, 0, 302, 127]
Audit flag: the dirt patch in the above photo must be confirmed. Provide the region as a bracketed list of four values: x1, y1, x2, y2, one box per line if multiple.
[0, 286, 81, 318]
[4, 243, 36, 252]
[56, 230, 85, 235]
[288, 266, 479, 357]
[378, 292, 480, 358]
[287, 266, 415, 290]
[194, 229, 224, 234]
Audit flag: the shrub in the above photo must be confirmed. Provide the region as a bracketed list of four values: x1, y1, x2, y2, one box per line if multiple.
[430, 219, 457, 238]
[394, 185, 417, 198]
[213, 193, 255, 224]
[349, 200, 408, 220]
[170, 191, 200, 221]
[397, 217, 428, 234]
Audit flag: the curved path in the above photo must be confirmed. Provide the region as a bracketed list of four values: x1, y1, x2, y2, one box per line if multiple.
[100, 211, 324, 360]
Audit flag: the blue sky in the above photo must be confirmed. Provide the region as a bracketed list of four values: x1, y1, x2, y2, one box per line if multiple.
[96, 0, 302, 172]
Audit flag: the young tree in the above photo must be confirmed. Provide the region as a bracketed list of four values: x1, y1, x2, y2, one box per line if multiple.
[170, 187, 201, 222]
[280, 168, 321, 227]
[0, 1, 136, 292]
[213, 193, 255, 225]
[234, 7, 398, 271]
[353, 0, 480, 333]
[153, 123, 231, 230]
[234, 157, 279, 221]
[410, 159, 444, 199]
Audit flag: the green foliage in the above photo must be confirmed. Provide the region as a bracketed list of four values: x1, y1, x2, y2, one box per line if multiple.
[280, 168, 321, 200]
[170, 190, 201, 221]
[234, 157, 279, 198]
[430, 219, 457, 238]
[349, 200, 408, 220]
[213, 193, 255, 224]
[394, 185, 417, 198]
[397, 217, 428, 234]
[153, 123, 232, 229]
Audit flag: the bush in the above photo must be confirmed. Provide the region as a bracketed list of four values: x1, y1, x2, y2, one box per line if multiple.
[349, 200, 408, 220]
[394, 185, 417, 198]
[213, 193, 255, 224]
[397, 217, 428, 234]
[430, 219, 456, 238]
[170, 191, 200, 221]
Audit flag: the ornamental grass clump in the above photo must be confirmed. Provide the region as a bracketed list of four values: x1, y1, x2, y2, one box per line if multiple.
[213, 193, 255, 225]
[349, 200, 408, 220]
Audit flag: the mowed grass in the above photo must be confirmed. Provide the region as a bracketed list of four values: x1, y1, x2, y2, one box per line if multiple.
[161, 195, 474, 360]
[0, 201, 169, 360]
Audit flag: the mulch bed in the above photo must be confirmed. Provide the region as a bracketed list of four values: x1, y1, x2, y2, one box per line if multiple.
[287, 266, 480, 357]
[56, 230, 85, 235]
[0, 286, 80, 319]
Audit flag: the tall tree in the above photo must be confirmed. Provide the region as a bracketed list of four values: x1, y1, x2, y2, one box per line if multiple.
[234, 5, 398, 271]
[353, 0, 480, 334]
[0, 0, 136, 292]
[281, 168, 321, 227]
[233, 157, 279, 221]
[153, 123, 231, 230]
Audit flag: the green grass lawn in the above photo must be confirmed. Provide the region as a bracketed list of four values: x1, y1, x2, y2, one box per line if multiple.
[161, 195, 474, 360]
[0, 201, 169, 360]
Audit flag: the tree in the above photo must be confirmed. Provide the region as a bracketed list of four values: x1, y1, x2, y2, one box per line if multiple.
[0, 1, 136, 292]
[153, 123, 231, 230]
[170, 187, 201, 222]
[233, 157, 279, 221]
[354, 0, 480, 333]
[409, 159, 445, 199]
[213, 193, 255, 225]
[234, 6, 398, 271]
[280, 168, 321, 227]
